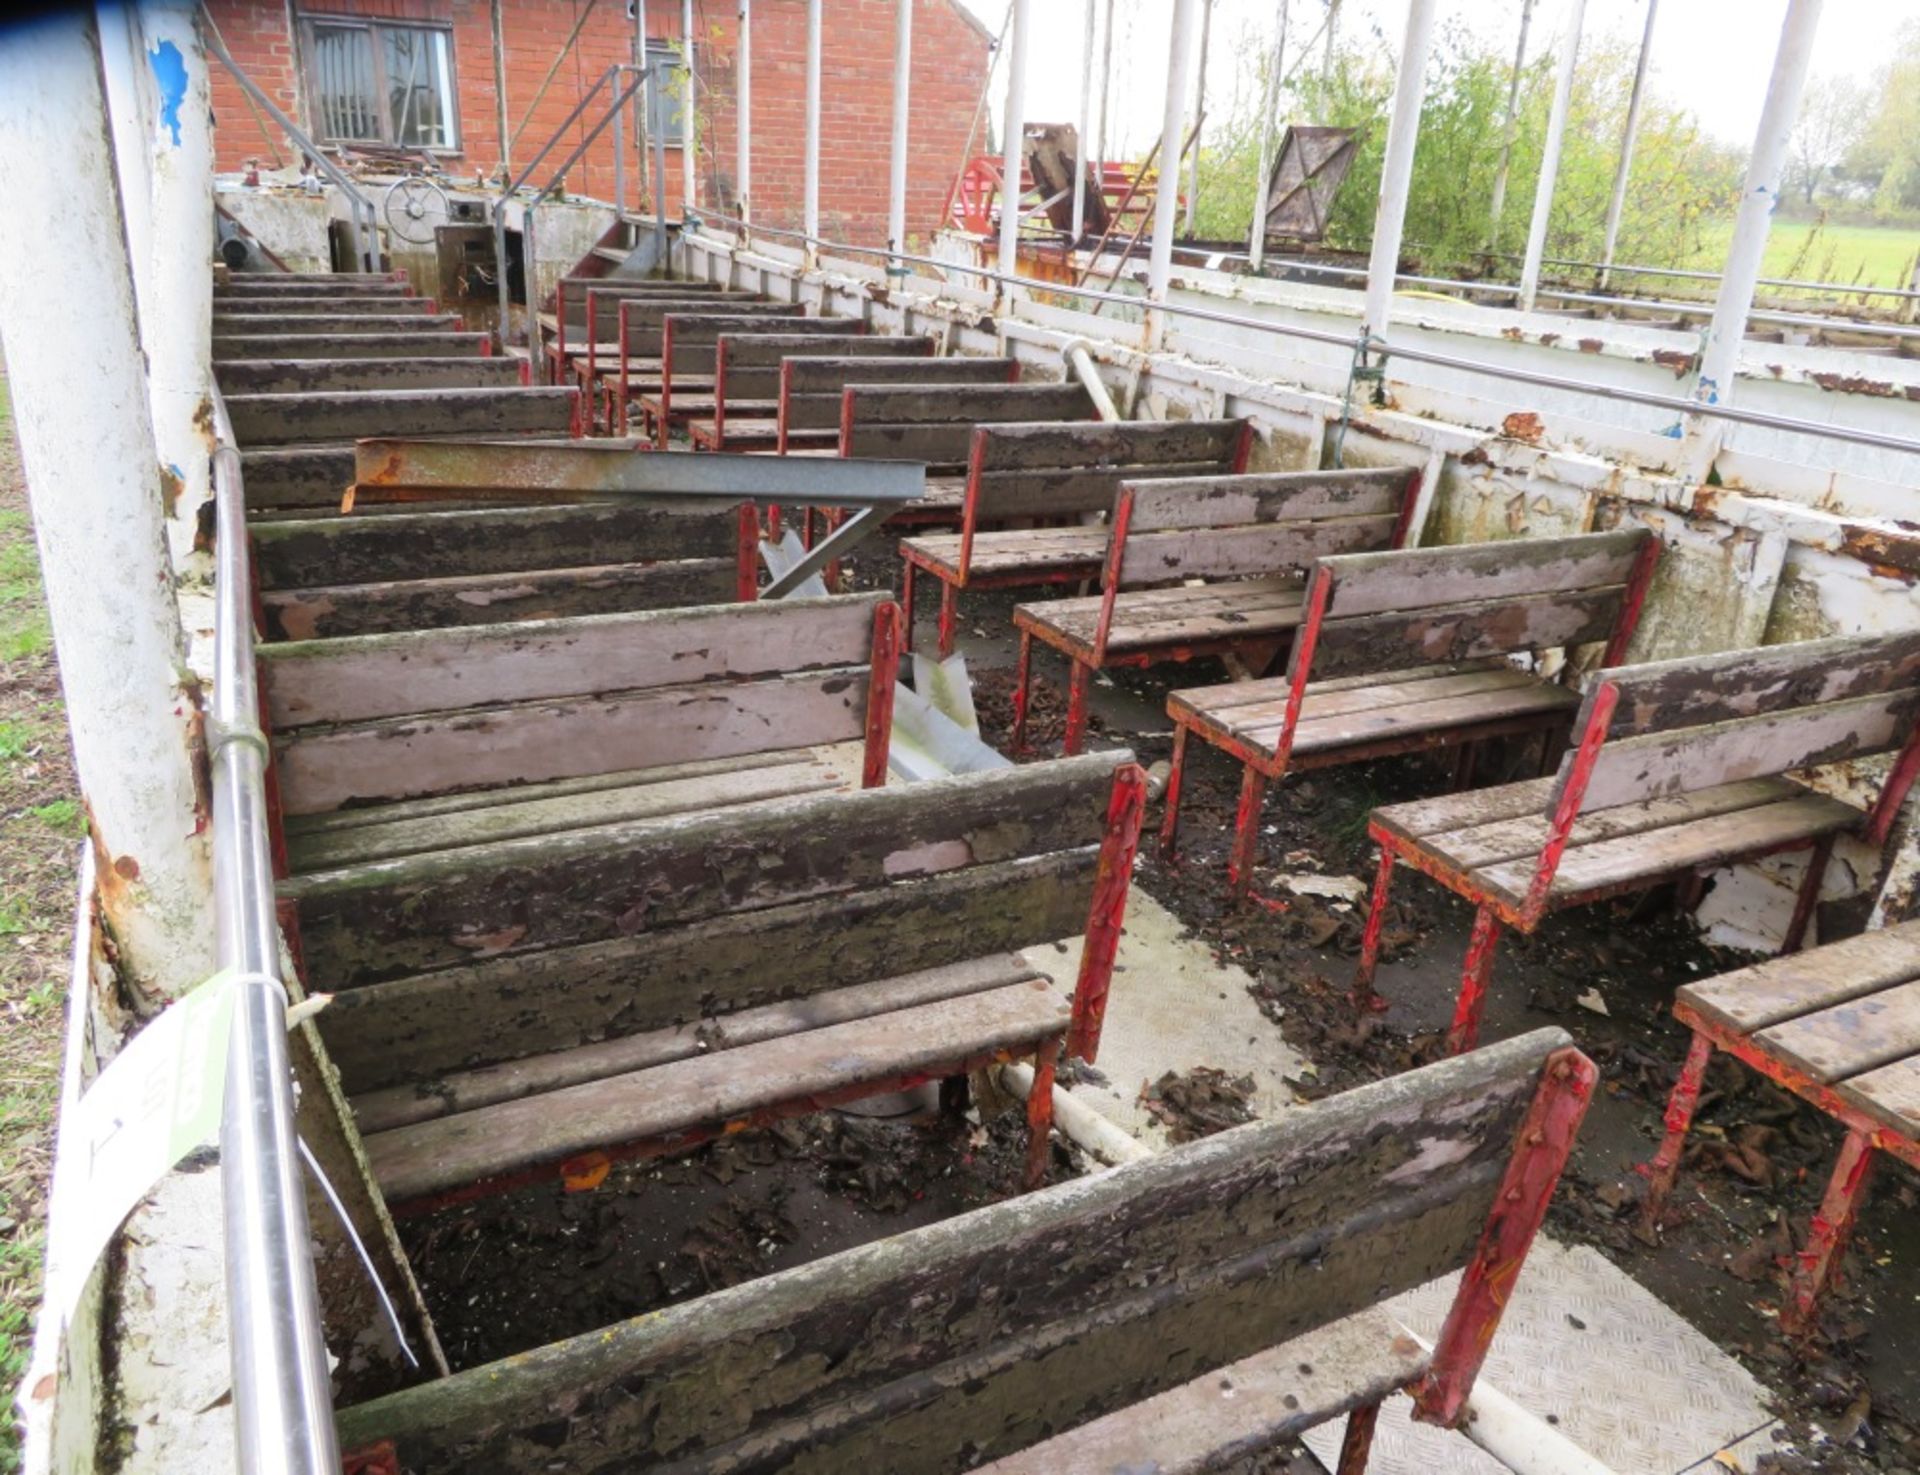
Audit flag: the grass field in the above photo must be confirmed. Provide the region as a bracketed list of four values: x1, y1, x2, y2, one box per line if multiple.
[0, 375, 80, 1475]
[1679, 218, 1920, 294]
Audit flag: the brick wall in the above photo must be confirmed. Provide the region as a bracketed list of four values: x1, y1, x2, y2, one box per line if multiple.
[204, 0, 991, 250]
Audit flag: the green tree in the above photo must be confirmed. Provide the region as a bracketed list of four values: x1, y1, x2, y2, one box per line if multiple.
[1845, 23, 1920, 212]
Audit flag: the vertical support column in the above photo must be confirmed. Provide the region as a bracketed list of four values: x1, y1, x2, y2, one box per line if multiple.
[1182, 0, 1212, 237]
[735, 0, 751, 224]
[97, 4, 156, 314]
[1679, 0, 1823, 483]
[1598, 0, 1659, 290]
[1516, 0, 1587, 312]
[1485, 0, 1532, 254]
[0, 10, 213, 999]
[1144, 0, 1200, 349]
[1247, 0, 1289, 270]
[1071, 0, 1096, 246]
[1093, 0, 1115, 208]
[803, 0, 821, 262]
[682, 0, 698, 212]
[1360, 0, 1438, 351]
[493, 0, 510, 173]
[887, 0, 914, 270]
[996, 0, 1033, 284]
[136, 0, 217, 576]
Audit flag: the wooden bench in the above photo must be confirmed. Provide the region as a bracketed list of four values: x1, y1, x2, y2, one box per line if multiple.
[261, 591, 902, 872]
[1644, 917, 1920, 1333]
[581, 295, 785, 428]
[211, 329, 491, 362]
[282, 752, 1145, 1211]
[1009, 461, 1415, 753]
[248, 495, 759, 640]
[539, 277, 737, 388]
[632, 311, 857, 445]
[214, 355, 526, 394]
[334, 1026, 1593, 1473]
[777, 352, 1016, 454]
[1165, 528, 1659, 892]
[1356, 630, 1920, 1054]
[688, 333, 935, 452]
[221, 385, 580, 446]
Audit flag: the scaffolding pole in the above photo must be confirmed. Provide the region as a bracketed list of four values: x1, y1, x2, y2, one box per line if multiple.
[1517, 0, 1587, 311]
[997, 0, 1032, 282]
[1247, 0, 1289, 271]
[1072, 0, 1095, 245]
[1146, 0, 1201, 348]
[1361, 0, 1438, 348]
[1598, 0, 1660, 291]
[888, 0, 914, 268]
[1486, 0, 1532, 253]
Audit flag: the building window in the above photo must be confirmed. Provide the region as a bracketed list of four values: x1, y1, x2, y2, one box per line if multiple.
[645, 40, 689, 147]
[302, 16, 458, 151]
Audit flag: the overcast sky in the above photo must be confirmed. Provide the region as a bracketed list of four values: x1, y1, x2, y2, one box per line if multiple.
[951, 0, 1920, 162]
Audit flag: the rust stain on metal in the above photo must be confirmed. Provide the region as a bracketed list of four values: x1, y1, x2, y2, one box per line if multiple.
[1500, 411, 1545, 445]
[1538, 332, 1559, 348]
[1651, 348, 1695, 377]
[1577, 338, 1603, 354]
[1809, 372, 1900, 399]
[157, 462, 184, 516]
[1840, 522, 1920, 579]
[1500, 326, 1524, 343]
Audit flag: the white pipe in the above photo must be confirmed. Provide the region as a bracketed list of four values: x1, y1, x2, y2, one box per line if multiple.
[1360, 0, 1438, 348]
[1393, 1325, 1618, 1475]
[139, 0, 216, 578]
[1680, 0, 1823, 482]
[887, 0, 913, 266]
[1145, 0, 1200, 349]
[1517, 0, 1587, 312]
[1182, 0, 1212, 237]
[1062, 339, 1122, 421]
[997, 1062, 1153, 1166]
[1486, 0, 1532, 253]
[735, 0, 751, 223]
[1597, 0, 1658, 290]
[803, 0, 821, 255]
[683, 0, 697, 211]
[996, 0, 1032, 283]
[1093, 0, 1114, 205]
[97, 5, 155, 317]
[1072, 0, 1096, 245]
[0, 7, 215, 1004]
[1247, 0, 1289, 271]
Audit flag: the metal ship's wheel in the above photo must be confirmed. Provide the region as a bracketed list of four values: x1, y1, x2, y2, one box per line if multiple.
[382, 175, 451, 245]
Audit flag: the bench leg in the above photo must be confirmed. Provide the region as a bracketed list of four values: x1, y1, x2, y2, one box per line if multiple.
[1445, 906, 1503, 1055]
[1450, 739, 1478, 792]
[1783, 835, 1833, 954]
[1226, 764, 1269, 898]
[900, 562, 917, 652]
[1353, 845, 1397, 1003]
[1335, 1401, 1382, 1475]
[937, 580, 959, 659]
[1011, 631, 1034, 753]
[1063, 660, 1092, 755]
[1024, 1039, 1061, 1190]
[939, 1074, 970, 1118]
[1158, 724, 1189, 859]
[1640, 1030, 1714, 1231]
[1783, 1126, 1877, 1335]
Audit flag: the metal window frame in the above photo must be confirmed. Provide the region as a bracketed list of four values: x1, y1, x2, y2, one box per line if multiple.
[642, 37, 691, 147]
[296, 12, 462, 154]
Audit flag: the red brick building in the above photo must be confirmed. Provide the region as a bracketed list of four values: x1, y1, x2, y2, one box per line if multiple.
[205, 0, 993, 247]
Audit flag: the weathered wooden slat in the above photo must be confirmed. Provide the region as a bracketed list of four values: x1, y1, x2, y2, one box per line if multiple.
[251, 500, 730, 588]
[783, 354, 1007, 393]
[1370, 775, 1556, 845]
[978, 420, 1244, 472]
[213, 331, 490, 361]
[1116, 514, 1401, 589]
[226, 387, 575, 447]
[971, 461, 1240, 521]
[212, 312, 461, 334]
[275, 668, 871, 816]
[365, 981, 1073, 1200]
[1308, 586, 1626, 680]
[1283, 682, 1577, 755]
[240, 447, 356, 509]
[214, 357, 524, 394]
[1125, 468, 1414, 531]
[333, 1031, 1561, 1474]
[843, 422, 984, 464]
[347, 951, 1047, 1131]
[210, 295, 435, 315]
[324, 855, 1093, 1094]
[1677, 919, 1920, 1034]
[1321, 531, 1650, 619]
[1754, 979, 1920, 1085]
[723, 334, 926, 370]
[976, 1309, 1430, 1475]
[259, 559, 737, 642]
[660, 312, 832, 349]
[1563, 688, 1920, 813]
[288, 755, 1128, 986]
[846, 382, 1096, 426]
[575, 292, 769, 333]
[217, 275, 413, 294]
[1174, 665, 1527, 733]
[263, 593, 882, 727]
[1587, 630, 1920, 740]
[1838, 1056, 1920, 1138]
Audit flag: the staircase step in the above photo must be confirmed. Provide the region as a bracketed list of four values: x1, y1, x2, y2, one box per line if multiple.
[591, 246, 631, 265]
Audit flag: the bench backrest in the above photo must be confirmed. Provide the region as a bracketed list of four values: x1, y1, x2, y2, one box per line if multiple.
[556, 280, 736, 337]
[779, 353, 1013, 436]
[657, 312, 851, 384]
[262, 591, 901, 821]
[966, 421, 1253, 552]
[334, 1027, 1588, 1470]
[293, 753, 1140, 1098]
[223, 385, 578, 448]
[1518, 629, 1920, 920]
[839, 383, 1100, 466]
[612, 299, 797, 361]
[714, 332, 906, 408]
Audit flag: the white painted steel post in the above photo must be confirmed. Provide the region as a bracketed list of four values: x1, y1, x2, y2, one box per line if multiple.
[138, 0, 217, 576]
[1182, 0, 1211, 237]
[1598, 0, 1658, 290]
[1247, 0, 1289, 270]
[0, 10, 215, 1005]
[1093, 0, 1114, 204]
[682, 0, 698, 211]
[1072, 0, 1095, 245]
[803, 0, 821, 265]
[735, 0, 751, 223]
[996, 0, 1032, 284]
[1145, 0, 1200, 349]
[1361, 0, 1438, 350]
[1517, 0, 1586, 311]
[887, 0, 914, 268]
[97, 4, 156, 315]
[1486, 0, 1532, 253]
[1680, 0, 1824, 481]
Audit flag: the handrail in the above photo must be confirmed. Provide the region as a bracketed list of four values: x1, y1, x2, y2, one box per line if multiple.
[202, 25, 382, 273]
[684, 212, 1920, 462]
[491, 62, 652, 373]
[207, 389, 341, 1475]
